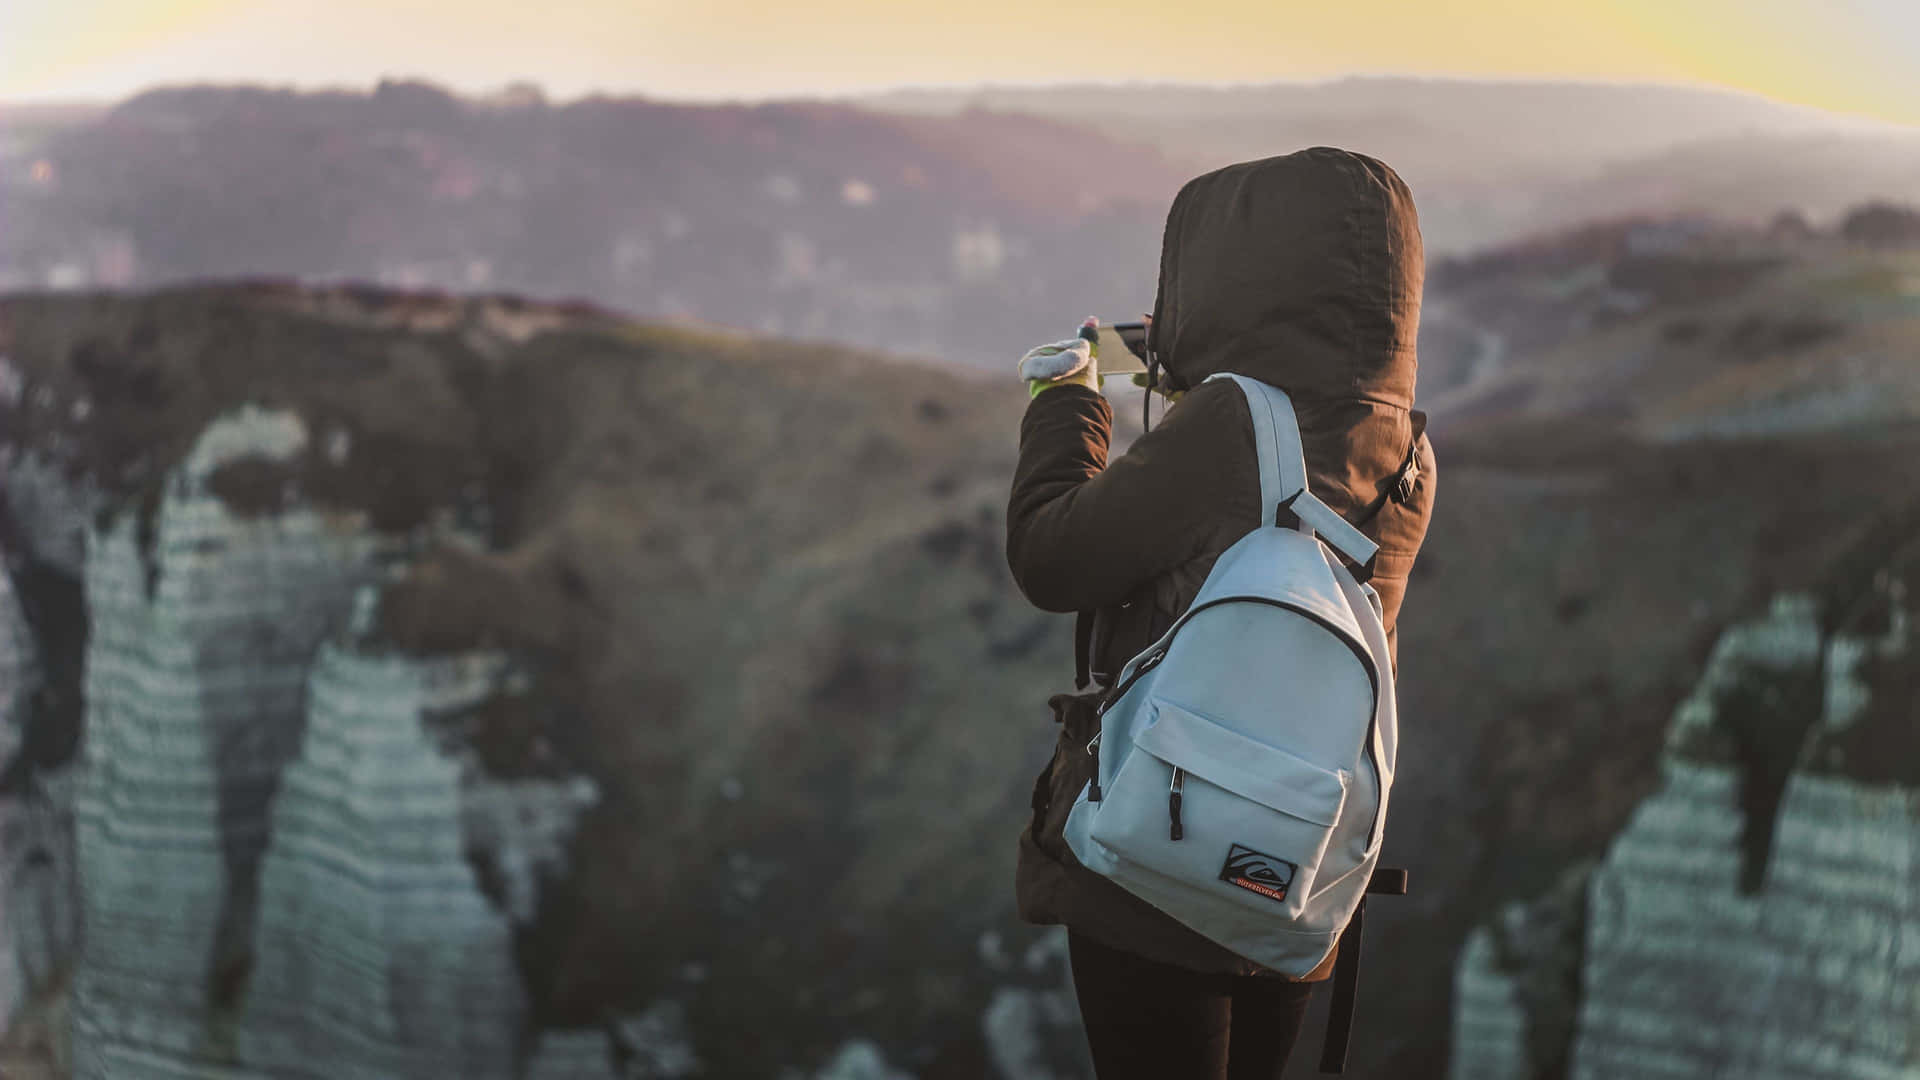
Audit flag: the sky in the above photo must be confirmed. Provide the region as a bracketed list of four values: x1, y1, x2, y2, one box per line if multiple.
[3, 0, 1917, 125]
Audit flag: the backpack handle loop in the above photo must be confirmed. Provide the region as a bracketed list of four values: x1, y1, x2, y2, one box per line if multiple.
[1208, 374, 1381, 571]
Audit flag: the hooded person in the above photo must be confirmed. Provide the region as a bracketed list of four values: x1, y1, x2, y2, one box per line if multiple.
[1005, 147, 1436, 1078]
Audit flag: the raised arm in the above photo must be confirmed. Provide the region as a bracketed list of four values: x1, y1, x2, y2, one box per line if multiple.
[1006, 380, 1254, 614]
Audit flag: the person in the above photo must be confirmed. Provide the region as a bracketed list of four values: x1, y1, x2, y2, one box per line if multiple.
[1005, 147, 1437, 1079]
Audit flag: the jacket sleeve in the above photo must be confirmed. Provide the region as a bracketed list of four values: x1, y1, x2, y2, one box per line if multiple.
[1006, 382, 1250, 613]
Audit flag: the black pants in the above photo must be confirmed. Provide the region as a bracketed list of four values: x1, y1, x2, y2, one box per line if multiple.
[1068, 931, 1316, 1080]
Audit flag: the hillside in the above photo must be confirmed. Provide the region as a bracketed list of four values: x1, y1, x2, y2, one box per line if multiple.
[3, 219, 1920, 1078]
[1377, 226, 1920, 1076]
[1451, 517, 1920, 1079]
[0, 285, 1086, 1077]
[1427, 226, 1920, 438]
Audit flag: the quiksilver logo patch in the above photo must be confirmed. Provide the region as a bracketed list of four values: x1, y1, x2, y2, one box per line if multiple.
[1219, 844, 1297, 904]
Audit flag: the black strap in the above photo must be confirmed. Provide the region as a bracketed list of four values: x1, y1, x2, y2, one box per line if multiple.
[1319, 899, 1365, 1074]
[1073, 609, 1095, 691]
[1319, 868, 1410, 1074]
[1142, 357, 1158, 433]
[1352, 440, 1422, 530]
[1366, 867, 1409, 896]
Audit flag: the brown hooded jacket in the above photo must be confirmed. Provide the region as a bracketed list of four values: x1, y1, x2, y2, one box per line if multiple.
[1006, 148, 1437, 979]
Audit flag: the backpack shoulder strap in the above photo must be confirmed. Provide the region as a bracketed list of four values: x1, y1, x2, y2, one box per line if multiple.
[1206, 373, 1381, 574]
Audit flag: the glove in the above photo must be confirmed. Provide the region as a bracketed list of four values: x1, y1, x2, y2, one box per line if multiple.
[1019, 317, 1102, 399]
[1131, 371, 1185, 404]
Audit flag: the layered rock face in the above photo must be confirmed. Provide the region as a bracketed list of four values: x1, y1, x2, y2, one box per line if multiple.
[236, 637, 601, 1080]
[1452, 554, 1920, 1080]
[0, 559, 57, 1022]
[70, 407, 387, 1074]
[0, 286, 1082, 1078]
[6, 382, 650, 1078]
[53, 422, 625, 1079]
[1, 448, 95, 1075]
[20, 261, 1909, 1077]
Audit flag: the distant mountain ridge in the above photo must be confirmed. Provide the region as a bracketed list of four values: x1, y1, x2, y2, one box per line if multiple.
[865, 76, 1882, 150]
[4, 78, 1918, 371]
[0, 80, 1184, 368]
[863, 77, 1920, 250]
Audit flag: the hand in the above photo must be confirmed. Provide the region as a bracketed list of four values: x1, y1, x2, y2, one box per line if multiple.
[1019, 317, 1102, 399]
[1130, 371, 1185, 404]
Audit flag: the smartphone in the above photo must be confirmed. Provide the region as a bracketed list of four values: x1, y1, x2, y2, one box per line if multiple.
[1095, 321, 1151, 376]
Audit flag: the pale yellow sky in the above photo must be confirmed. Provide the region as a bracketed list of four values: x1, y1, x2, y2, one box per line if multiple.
[3, 0, 1916, 124]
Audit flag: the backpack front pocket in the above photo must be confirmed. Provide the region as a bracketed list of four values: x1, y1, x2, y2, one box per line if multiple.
[1086, 698, 1350, 920]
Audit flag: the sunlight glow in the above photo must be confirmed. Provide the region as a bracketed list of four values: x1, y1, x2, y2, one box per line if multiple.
[2, 0, 1914, 124]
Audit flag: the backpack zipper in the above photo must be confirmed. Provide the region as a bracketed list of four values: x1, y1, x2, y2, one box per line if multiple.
[1086, 731, 1103, 801]
[1088, 594, 1387, 847]
[1168, 767, 1185, 841]
[1087, 646, 1164, 804]
[1096, 647, 1167, 717]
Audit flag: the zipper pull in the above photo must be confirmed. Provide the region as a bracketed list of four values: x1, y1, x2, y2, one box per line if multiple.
[1086, 731, 1103, 802]
[1168, 767, 1185, 841]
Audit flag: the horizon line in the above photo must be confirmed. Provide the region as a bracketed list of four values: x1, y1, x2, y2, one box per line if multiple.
[4, 72, 1914, 133]
[0, 70, 1852, 106]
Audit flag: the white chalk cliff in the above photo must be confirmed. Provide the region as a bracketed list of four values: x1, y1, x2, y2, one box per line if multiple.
[1452, 579, 1920, 1080]
[0, 406, 620, 1079]
[0, 285, 1099, 1079]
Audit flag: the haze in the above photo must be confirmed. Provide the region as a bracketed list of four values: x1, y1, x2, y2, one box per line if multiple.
[6, 0, 1918, 125]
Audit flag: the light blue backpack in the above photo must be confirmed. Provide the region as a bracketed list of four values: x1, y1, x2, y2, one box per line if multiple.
[1063, 373, 1405, 1071]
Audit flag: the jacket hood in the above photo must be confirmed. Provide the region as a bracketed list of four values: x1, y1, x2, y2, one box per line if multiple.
[1147, 148, 1423, 409]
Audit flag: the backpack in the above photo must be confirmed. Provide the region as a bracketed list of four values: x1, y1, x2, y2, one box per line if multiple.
[1062, 373, 1406, 1073]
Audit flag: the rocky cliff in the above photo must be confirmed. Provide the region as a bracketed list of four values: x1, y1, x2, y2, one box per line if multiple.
[3, 234, 1918, 1078]
[1451, 526, 1920, 1080]
[69, 406, 389, 1074]
[0, 285, 1083, 1077]
[0, 541, 69, 1059]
